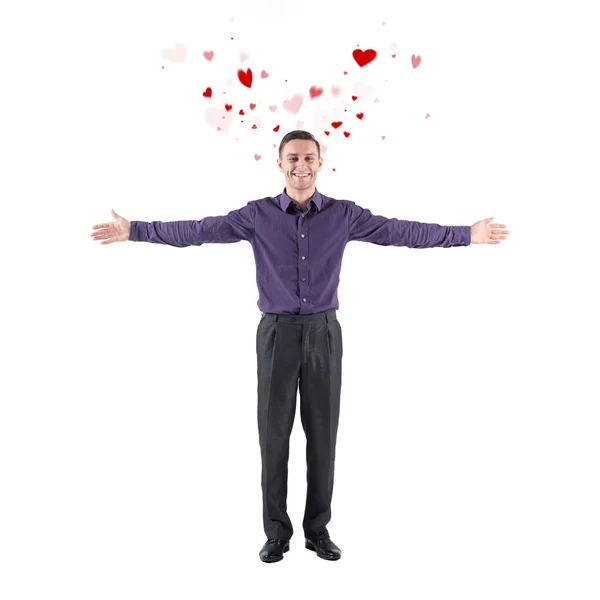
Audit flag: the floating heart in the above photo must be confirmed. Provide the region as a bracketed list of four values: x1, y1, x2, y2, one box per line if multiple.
[343, 131, 350, 138]
[269, 105, 277, 112]
[321, 144, 328, 154]
[352, 95, 357, 101]
[324, 131, 330, 136]
[203, 50, 214, 61]
[273, 125, 280, 132]
[238, 68, 253, 88]
[425, 113, 430, 119]
[352, 49, 376, 67]
[392, 54, 396, 58]
[309, 86, 323, 99]
[250, 103, 256, 110]
[332, 168, 336, 171]
[251, 124, 257, 129]
[283, 94, 303, 115]
[240, 52, 249, 62]
[297, 120, 304, 128]
[331, 85, 341, 96]
[381, 135, 386, 140]
[239, 109, 245, 115]
[261, 70, 269, 78]
[161, 43, 186, 62]
[356, 113, 364, 120]
[411, 54, 421, 68]
[202, 87, 212, 98]
[225, 104, 232, 111]
[254, 154, 261, 161]
[331, 121, 342, 129]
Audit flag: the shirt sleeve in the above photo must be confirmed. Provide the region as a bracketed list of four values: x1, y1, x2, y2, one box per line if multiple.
[129, 201, 255, 247]
[347, 202, 470, 248]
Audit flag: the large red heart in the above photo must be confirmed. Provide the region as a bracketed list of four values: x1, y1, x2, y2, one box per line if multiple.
[352, 49, 377, 67]
[238, 68, 253, 88]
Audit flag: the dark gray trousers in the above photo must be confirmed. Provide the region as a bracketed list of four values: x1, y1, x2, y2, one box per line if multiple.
[256, 310, 343, 541]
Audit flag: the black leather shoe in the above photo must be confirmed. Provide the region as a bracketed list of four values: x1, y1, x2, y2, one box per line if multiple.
[305, 537, 341, 561]
[259, 539, 290, 563]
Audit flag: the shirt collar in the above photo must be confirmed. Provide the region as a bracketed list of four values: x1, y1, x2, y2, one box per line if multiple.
[279, 188, 323, 213]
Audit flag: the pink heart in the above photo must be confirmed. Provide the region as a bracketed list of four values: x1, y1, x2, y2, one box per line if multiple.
[203, 50, 214, 61]
[254, 154, 261, 161]
[425, 113, 430, 119]
[381, 135, 386, 140]
[161, 43, 186, 62]
[283, 94, 303, 115]
[206, 107, 233, 132]
[269, 105, 277, 112]
[331, 85, 341, 97]
[261, 70, 269, 78]
[321, 144, 328, 154]
[240, 51, 249, 62]
[297, 120, 304, 128]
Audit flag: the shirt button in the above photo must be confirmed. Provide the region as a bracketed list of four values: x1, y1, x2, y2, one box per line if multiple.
[302, 256, 305, 260]
[301, 277, 305, 281]
[301, 234, 305, 238]
[303, 298, 307, 302]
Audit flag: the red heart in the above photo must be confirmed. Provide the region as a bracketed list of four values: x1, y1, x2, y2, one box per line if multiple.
[352, 96, 357, 101]
[238, 68, 253, 88]
[411, 54, 421, 68]
[261, 70, 269, 78]
[250, 103, 256, 110]
[203, 50, 214, 61]
[392, 54, 396, 58]
[343, 131, 350, 138]
[309, 86, 323, 99]
[254, 154, 261, 161]
[239, 109, 245, 115]
[343, 71, 348, 75]
[251, 124, 257, 129]
[324, 131, 330, 136]
[273, 125, 280, 132]
[225, 104, 232, 111]
[356, 113, 364, 120]
[331, 121, 342, 129]
[352, 49, 377, 67]
[202, 87, 212, 98]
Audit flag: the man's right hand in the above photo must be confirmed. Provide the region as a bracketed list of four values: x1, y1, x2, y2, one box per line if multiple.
[90, 209, 131, 244]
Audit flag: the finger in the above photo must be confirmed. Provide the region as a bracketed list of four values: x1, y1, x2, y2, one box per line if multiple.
[490, 224, 507, 228]
[91, 223, 110, 230]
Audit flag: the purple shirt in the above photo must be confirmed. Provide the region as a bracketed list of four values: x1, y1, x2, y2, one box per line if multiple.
[129, 188, 471, 315]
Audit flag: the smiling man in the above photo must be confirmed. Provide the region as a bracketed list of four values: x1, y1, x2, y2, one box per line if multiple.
[90, 129, 510, 564]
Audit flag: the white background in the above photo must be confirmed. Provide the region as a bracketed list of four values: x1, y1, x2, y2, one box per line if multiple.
[1, 0, 599, 598]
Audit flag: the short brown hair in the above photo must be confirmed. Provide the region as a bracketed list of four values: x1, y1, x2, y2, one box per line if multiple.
[278, 130, 321, 159]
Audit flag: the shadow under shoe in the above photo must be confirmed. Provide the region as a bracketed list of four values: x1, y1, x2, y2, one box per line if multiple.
[259, 539, 290, 563]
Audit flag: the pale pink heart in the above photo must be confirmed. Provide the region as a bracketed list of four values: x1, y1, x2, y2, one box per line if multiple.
[297, 120, 304, 128]
[425, 113, 430, 119]
[283, 94, 303, 115]
[206, 107, 233, 132]
[331, 85, 341, 97]
[161, 43, 186, 62]
[381, 136, 386, 140]
[374, 98, 379, 103]
[321, 144, 328, 154]
[353, 82, 373, 98]
[254, 154, 261, 161]
[261, 70, 269, 78]
[240, 52, 249, 62]
[269, 105, 277, 112]
[203, 50, 214, 61]
[391, 43, 397, 51]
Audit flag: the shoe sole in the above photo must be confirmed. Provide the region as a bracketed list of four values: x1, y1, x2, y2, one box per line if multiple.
[260, 544, 290, 563]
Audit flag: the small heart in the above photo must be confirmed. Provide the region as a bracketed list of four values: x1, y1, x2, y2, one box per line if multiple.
[161, 43, 186, 62]
[381, 135, 386, 140]
[425, 113, 430, 119]
[240, 52, 249, 62]
[261, 70, 269, 78]
[202, 87, 212, 98]
[343, 71, 348, 75]
[238, 68, 253, 88]
[273, 125, 280, 132]
[297, 120, 304, 128]
[324, 131, 330, 136]
[283, 94, 303, 115]
[225, 104, 232, 111]
[352, 95, 357, 101]
[273, 144, 276, 147]
[374, 98, 379, 103]
[356, 112, 364, 120]
[239, 109, 245, 115]
[343, 131, 350, 138]
[251, 124, 257, 129]
[203, 50, 214, 61]
[250, 103, 256, 110]
[392, 54, 396, 58]
[254, 154, 261, 161]
[352, 48, 377, 67]
[309, 86, 323, 99]
[269, 105, 277, 112]
[411, 54, 421, 68]
[331, 121, 342, 129]
[331, 86, 341, 96]
[332, 168, 336, 171]
[321, 144, 327, 153]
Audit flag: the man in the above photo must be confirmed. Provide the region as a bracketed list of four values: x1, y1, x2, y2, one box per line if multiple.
[90, 130, 510, 563]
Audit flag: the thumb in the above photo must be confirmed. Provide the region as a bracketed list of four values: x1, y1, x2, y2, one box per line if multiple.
[487, 216, 494, 221]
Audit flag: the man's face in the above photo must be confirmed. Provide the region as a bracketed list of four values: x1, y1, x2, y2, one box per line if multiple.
[277, 139, 323, 193]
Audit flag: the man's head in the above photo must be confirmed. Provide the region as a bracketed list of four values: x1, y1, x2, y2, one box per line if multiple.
[277, 130, 323, 200]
